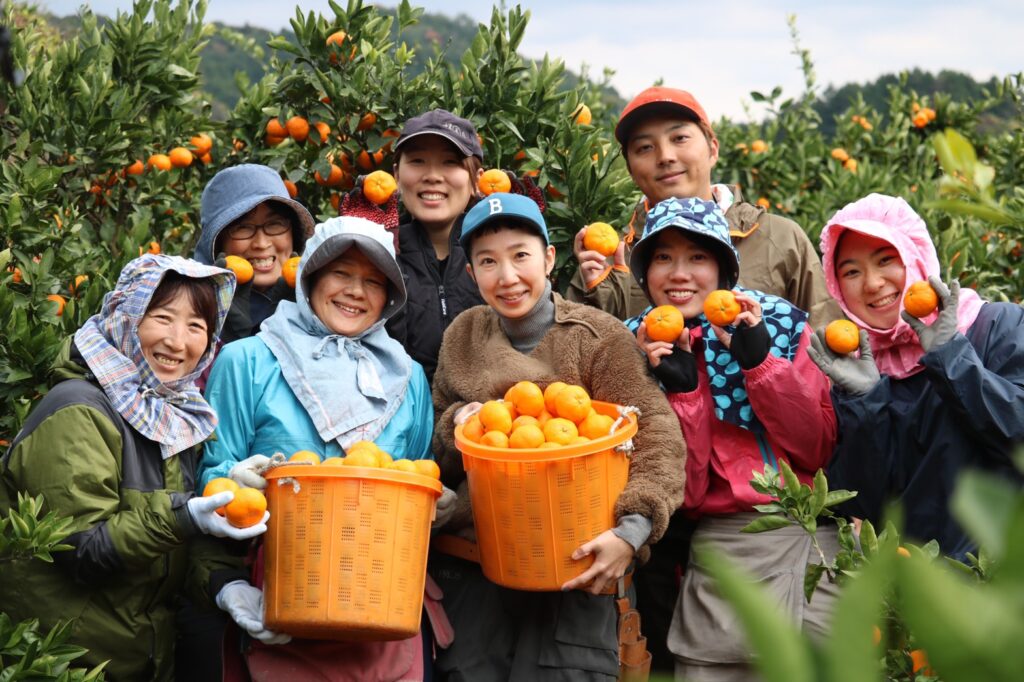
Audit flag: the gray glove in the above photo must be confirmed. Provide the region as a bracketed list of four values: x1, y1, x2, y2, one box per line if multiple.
[187, 492, 269, 540]
[215, 581, 292, 645]
[433, 486, 457, 530]
[807, 327, 881, 395]
[901, 276, 960, 353]
[229, 454, 272, 490]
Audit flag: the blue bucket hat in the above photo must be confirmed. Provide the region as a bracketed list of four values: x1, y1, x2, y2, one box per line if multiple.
[459, 192, 549, 253]
[194, 164, 316, 265]
[629, 197, 740, 292]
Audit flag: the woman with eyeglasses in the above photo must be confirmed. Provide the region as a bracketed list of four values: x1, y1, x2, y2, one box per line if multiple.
[194, 164, 315, 343]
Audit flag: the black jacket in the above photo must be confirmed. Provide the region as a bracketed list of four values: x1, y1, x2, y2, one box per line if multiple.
[386, 217, 484, 383]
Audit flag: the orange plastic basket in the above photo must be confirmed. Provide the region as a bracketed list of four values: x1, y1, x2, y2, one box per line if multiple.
[455, 400, 637, 591]
[262, 465, 441, 641]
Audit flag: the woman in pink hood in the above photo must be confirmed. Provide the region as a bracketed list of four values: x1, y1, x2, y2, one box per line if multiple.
[807, 193, 1024, 559]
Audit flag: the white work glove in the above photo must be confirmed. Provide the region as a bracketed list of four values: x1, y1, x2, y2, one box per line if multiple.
[229, 454, 272, 490]
[215, 581, 292, 645]
[187, 492, 269, 540]
[433, 486, 457, 530]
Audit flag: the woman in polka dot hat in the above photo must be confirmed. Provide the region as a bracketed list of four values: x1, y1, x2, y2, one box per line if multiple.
[626, 196, 840, 681]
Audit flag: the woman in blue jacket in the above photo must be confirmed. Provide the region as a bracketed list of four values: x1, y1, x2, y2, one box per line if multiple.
[198, 216, 437, 681]
[807, 193, 1024, 560]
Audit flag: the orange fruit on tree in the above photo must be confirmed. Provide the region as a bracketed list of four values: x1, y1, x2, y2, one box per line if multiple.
[46, 294, 66, 316]
[896, 546, 912, 558]
[266, 134, 286, 147]
[479, 400, 513, 435]
[543, 417, 579, 445]
[282, 256, 301, 288]
[147, 241, 161, 255]
[356, 149, 384, 171]
[357, 112, 377, 131]
[10, 267, 23, 284]
[751, 139, 767, 153]
[225, 487, 267, 529]
[583, 222, 620, 257]
[283, 179, 298, 198]
[326, 29, 356, 63]
[223, 255, 254, 285]
[824, 319, 860, 355]
[553, 385, 592, 424]
[311, 121, 331, 145]
[190, 133, 213, 155]
[478, 169, 512, 196]
[70, 274, 88, 295]
[903, 281, 938, 318]
[909, 649, 933, 675]
[266, 118, 287, 138]
[124, 159, 145, 176]
[703, 289, 741, 326]
[169, 146, 193, 168]
[203, 477, 240, 515]
[572, 103, 592, 125]
[289, 450, 322, 465]
[413, 459, 441, 479]
[578, 411, 615, 440]
[286, 116, 309, 143]
[644, 305, 685, 343]
[363, 170, 397, 205]
[509, 424, 545, 449]
[147, 153, 172, 171]
[480, 430, 509, 448]
[543, 382, 568, 414]
[315, 163, 344, 187]
[508, 381, 545, 417]
[830, 148, 850, 163]
[462, 414, 485, 443]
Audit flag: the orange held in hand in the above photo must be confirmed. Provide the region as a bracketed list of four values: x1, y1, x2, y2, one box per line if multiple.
[225, 487, 267, 529]
[478, 169, 512, 196]
[903, 280, 938, 318]
[703, 289, 741, 326]
[825, 319, 860, 355]
[644, 305, 685, 343]
[282, 256, 301, 288]
[223, 255, 254, 285]
[582, 222, 620, 257]
[203, 477, 240, 515]
[363, 170, 398, 205]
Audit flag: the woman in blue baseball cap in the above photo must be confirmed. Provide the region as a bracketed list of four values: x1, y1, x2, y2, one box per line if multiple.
[627, 196, 839, 681]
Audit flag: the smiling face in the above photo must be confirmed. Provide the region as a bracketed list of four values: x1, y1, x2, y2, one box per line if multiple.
[644, 228, 721, 320]
[309, 247, 388, 336]
[219, 202, 295, 291]
[394, 135, 481, 235]
[136, 287, 211, 383]
[624, 114, 718, 203]
[834, 230, 907, 329]
[467, 224, 555, 320]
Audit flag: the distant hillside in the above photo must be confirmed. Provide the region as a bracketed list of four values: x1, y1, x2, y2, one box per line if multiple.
[814, 68, 1018, 135]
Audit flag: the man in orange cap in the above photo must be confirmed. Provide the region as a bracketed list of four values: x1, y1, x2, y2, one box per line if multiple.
[566, 87, 842, 673]
[567, 86, 840, 329]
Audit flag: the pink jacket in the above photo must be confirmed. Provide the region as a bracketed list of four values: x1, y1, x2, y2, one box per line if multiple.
[668, 325, 836, 516]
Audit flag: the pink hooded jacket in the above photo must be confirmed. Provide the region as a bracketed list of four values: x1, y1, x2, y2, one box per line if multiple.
[819, 194, 984, 378]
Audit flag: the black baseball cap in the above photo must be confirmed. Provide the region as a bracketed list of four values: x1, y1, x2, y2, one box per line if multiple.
[394, 108, 484, 161]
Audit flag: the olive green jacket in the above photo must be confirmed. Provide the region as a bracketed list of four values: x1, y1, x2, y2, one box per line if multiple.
[0, 343, 202, 681]
[566, 189, 843, 329]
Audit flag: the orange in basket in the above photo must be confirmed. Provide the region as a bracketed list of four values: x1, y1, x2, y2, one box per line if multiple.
[455, 400, 637, 591]
[262, 465, 441, 640]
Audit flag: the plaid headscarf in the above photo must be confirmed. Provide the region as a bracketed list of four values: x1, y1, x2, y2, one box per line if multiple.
[74, 255, 235, 459]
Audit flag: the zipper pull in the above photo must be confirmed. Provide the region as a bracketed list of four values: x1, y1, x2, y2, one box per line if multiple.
[439, 285, 448, 319]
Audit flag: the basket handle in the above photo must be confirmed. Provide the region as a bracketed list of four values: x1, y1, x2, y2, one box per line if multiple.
[613, 405, 641, 456]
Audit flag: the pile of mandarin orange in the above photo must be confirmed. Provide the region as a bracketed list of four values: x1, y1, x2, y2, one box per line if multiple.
[461, 381, 618, 449]
[287, 443, 441, 479]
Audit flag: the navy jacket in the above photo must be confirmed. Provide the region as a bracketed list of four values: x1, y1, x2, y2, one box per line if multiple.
[828, 302, 1024, 559]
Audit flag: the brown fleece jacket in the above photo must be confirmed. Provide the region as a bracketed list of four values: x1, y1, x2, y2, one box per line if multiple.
[431, 293, 686, 559]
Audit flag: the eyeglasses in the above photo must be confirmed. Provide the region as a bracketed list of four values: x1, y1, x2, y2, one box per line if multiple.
[226, 219, 293, 240]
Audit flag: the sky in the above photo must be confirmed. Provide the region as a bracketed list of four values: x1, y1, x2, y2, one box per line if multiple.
[40, 0, 1023, 121]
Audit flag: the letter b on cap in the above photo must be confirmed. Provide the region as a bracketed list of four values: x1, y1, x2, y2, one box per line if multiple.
[488, 197, 503, 215]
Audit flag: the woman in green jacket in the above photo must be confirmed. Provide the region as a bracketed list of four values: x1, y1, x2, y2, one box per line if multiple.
[0, 254, 265, 681]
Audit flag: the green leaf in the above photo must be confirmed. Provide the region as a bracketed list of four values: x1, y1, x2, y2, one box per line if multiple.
[951, 469, 1018, 560]
[822, 553, 891, 682]
[859, 520, 878, 557]
[697, 547, 815, 682]
[809, 469, 827, 517]
[802, 563, 827, 603]
[925, 199, 1014, 226]
[824, 490, 857, 508]
[740, 515, 793, 533]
